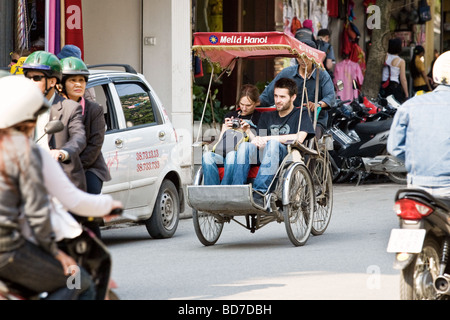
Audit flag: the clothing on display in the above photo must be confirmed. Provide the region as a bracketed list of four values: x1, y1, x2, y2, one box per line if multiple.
[334, 59, 364, 101]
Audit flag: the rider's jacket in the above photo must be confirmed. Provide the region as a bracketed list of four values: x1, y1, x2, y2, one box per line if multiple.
[0, 131, 58, 256]
[388, 85, 450, 188]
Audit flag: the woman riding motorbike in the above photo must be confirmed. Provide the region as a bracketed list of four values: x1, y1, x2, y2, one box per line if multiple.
[0, 76, 123, 300]
[0, 76, 91, 300]
[59, 57, 112, 238]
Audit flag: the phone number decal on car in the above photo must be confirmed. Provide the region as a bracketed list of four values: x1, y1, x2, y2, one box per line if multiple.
[136, 149, 160, 172]
[136, 161, 160, 172]
[136, 149, 159, 161]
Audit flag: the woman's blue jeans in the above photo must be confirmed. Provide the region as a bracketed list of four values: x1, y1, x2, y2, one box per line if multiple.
[232, 140, 287, 193]
[202, 151, 237, 185]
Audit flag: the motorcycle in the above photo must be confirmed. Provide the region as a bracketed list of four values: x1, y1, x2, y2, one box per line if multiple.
[327, 93, 406, 185]
[387, 188, 450, 300]
[0, 208, 123, 300]
[0, 121, 122, 300]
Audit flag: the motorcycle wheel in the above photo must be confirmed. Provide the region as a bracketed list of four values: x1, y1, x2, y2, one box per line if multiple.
[387, 172, 407, 185]
[400, 237, 443, 300]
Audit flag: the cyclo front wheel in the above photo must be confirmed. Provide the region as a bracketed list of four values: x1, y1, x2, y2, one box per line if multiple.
[282, 163, 315, 247]
[191, 167, 224, 246]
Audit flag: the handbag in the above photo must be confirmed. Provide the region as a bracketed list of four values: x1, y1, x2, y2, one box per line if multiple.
[212, 129, 248, 158]
[418, 0, 431, 23]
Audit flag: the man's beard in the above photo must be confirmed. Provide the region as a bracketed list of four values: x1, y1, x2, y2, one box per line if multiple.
[276, 100, 291, 112]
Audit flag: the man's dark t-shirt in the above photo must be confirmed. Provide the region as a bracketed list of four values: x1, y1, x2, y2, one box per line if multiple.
[257, 107, 316, 141]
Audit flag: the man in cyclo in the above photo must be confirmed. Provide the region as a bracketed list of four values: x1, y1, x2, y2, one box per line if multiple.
[259, 39, 336, 139]
[231, 78, 316, 207]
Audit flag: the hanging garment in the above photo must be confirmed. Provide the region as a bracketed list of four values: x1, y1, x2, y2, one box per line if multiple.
[334, 59, 364, 101]
[283, 0, 295, 37]
[341, 22, 353, 57]
[349, 43, 366, 76]
[291, 16, 302, 35]
[328, 0, 339, 18]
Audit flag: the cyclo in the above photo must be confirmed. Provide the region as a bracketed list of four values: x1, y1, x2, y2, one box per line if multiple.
[188, 32, 334, 247]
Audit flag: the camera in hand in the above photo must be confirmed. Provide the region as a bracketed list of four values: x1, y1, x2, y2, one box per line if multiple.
[231, 118, 241, 129]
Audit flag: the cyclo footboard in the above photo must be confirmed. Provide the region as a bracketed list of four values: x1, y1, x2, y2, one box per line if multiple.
[187, 185, 268, 216]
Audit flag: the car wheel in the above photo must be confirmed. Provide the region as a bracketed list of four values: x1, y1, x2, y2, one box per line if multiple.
[145, 180, 180, 239]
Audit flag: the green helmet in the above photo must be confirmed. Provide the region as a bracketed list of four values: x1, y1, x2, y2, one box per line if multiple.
[61, 57, 90, 81]
[22, 51, 62, 81]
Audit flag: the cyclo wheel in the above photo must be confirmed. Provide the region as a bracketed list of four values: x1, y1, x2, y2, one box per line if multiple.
[191, 167, 224, 246]
[282, 163, 315, 247]
[308, 154, 333, 235]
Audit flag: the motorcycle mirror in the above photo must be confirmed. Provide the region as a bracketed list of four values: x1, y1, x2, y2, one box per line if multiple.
[35, 120, 64, 143]
[45, 120, 64, 135]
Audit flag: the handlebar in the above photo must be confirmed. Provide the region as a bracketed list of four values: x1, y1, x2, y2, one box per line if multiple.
[109, 208, 124, 216]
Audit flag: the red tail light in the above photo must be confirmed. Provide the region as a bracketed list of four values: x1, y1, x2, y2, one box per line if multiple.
[394, 199, 433, 220]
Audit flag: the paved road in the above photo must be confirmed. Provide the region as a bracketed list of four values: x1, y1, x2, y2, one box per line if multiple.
[102, 182, 404, 300]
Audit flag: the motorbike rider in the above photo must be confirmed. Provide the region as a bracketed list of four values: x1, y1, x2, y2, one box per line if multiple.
[22, 51, 88, 191]
[388, 51, 450, 198]
[59, 56, 112, 238]
[0, 76, 91, 300]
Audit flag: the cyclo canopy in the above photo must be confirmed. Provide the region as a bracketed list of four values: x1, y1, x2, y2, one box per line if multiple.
[193, 31, 325, 72]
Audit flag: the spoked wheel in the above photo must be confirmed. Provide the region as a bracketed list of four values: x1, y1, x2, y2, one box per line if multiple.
[308, 155, 333, 235]
[400, 238, 443, 300]
[191, 168, 224, 246]
[282, 163, 315, 247]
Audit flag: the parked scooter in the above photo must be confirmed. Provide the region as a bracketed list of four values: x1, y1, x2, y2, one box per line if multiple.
[327, 96, 406, 185]
[387, 189, 450, 300]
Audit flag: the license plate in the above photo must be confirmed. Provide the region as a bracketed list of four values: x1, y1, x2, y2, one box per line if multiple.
[387, 229, 426, 253]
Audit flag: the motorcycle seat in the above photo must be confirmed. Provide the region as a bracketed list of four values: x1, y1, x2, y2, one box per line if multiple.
[354, 118, 393, 136]
[398, 188, 450, 212]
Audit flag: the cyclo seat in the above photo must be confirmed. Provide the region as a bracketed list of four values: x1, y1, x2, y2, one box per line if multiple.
[218, 165, 259, 183]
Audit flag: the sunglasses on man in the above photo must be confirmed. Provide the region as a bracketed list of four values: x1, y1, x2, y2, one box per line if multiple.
[26, 75, 46, 82]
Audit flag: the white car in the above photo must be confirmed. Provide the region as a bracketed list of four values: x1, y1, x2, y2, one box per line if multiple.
[87, 64, 184, 238]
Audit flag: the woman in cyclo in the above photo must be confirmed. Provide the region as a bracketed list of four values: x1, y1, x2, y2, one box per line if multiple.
[232, 78, 316, 207]
[202, 84, 261, 185]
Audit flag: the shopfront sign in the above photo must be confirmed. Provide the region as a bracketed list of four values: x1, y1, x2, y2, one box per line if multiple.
[64, 0, 84, 59]
[45, 0, 84, 59]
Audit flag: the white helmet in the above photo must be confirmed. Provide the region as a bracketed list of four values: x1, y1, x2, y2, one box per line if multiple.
[0, 76, 50, 129]
[433, 51, 450, 86]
